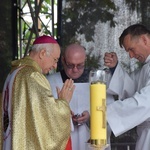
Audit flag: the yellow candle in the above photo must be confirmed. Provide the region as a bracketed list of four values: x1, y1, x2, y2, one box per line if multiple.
[90, 82, 107, 146]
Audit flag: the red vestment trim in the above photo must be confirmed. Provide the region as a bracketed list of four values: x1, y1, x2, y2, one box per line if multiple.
[65, 137, 72, 150]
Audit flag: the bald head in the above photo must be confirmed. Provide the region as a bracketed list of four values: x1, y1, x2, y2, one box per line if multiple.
[62, 43, 86, 79]
[63, 43, 86, 58]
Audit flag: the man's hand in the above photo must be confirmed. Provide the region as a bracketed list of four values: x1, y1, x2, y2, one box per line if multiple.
[72, 111, 90, 125]
[57, 79, 75, 103]
[104, 52, 118, 68]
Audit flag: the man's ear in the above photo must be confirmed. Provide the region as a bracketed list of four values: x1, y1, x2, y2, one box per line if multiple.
[39, 49, 46, 59]
[141, 35, 148, 46]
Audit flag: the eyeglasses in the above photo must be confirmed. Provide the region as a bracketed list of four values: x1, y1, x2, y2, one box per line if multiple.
[64, 58, 85, 70]
[50, 54, 59, 64]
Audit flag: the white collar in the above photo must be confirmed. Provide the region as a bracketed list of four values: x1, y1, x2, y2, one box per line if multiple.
[145, 55, 150, 64]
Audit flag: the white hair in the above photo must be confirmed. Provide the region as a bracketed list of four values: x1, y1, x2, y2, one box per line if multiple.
[31, 43, 53, 56]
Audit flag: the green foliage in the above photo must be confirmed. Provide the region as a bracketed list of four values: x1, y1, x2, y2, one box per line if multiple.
[124, 0, 150, 28]
[85, 49, 101, 70]
[18, 0, 55, 56]
[124, 0, 139, 10]
[121, 60, 143, 73]
[61, 0, 117, 47]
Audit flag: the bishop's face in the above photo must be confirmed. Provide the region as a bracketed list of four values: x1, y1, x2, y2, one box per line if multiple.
[40, 44, 60, 74]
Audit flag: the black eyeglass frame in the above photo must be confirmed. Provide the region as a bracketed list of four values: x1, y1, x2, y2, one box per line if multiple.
[63, 58, 85, 70]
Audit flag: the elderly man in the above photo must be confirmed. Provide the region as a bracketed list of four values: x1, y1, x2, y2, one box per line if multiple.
[47, 43, 114, 150]
[47, 43, 90, 150]
[104, 24, 150, 150]
[2, 35, 75, 150]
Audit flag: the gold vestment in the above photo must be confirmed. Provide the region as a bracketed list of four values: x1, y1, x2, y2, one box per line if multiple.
[2, 56, 71, 150]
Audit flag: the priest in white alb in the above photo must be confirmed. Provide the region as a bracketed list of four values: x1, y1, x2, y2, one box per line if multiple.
[47, 43, 90, 150]
[104, 24, 150, 150]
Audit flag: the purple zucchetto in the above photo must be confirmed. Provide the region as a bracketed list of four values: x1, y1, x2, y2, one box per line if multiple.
[33, 35, 57, 45]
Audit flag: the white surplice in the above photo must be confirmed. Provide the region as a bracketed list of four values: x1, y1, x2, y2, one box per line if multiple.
[47, 72, 114, 150]
[107, 55, 150, 150]
[2, 67, 22, 150]
[47, 72, 90, 150]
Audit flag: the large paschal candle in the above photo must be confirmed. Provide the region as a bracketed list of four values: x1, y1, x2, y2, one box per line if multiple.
[90, 70, 107, 147]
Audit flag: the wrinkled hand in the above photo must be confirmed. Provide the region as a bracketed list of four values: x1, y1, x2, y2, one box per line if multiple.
[104, 52, 118, 68]
[72, 111, 90, 125]
[57, 79, 75, 103]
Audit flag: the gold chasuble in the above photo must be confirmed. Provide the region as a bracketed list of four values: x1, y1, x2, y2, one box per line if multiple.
[2, 56, 71, 150]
